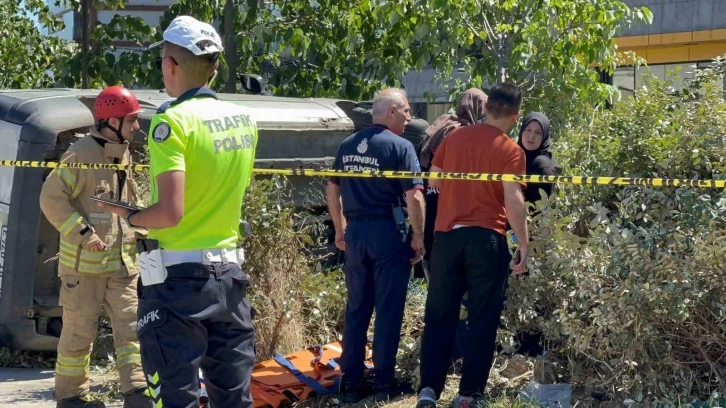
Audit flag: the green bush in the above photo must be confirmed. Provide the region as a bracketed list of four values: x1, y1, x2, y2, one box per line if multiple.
[299, 266, 347, 345]
[124, 61, 726, 405]
[500, 61, 726, 405]
[209, 60, 726, 403]
[241, 175, 326, 360]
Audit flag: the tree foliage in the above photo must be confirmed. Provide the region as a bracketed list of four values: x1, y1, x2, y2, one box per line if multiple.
[388, 0, 652, 126]
[500, 61, 726, 404]
[0, 0, 71, 88]
[56, 13, 162, 89]
[157, 0, 436, 100]
[45, 1, 161, 89]
[4, 0, 653, 116]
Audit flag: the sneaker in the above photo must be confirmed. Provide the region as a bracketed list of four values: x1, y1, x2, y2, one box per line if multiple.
[123, 387, 153, 408]
[450, 395, 476, 408]
[56, 395, 106, 408]
[415, 387, 437, 408]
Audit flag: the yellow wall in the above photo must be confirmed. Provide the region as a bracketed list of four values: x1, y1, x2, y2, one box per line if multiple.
[615, 29, 726, 64]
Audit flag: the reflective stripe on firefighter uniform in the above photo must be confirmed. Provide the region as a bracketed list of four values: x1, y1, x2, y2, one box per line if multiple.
[54, 271, 144, 399]
[39, 127, 147, 400]
[40, 127, 144, 277]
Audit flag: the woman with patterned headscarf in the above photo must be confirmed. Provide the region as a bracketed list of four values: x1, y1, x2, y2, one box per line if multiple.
[415, 88, 488, 278]
[419, 88, 489, 170]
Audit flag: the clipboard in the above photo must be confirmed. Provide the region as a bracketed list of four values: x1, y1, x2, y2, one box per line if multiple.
[88, 196, 145, 212]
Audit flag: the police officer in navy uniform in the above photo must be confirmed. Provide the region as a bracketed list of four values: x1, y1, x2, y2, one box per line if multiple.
[326, 88, 426, 403]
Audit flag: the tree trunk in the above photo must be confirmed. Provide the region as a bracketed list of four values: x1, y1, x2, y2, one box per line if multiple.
[81, 0, 90, 89]
[224, 0, 238, 93]
[496, 38, 512, 84]
[497, 62, 506, 84]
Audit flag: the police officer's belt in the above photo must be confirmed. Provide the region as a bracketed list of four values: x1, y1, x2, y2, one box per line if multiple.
[161, 248, 245, 267]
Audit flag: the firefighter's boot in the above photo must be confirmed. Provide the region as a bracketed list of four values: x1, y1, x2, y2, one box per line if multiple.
[56, 395, 106, 408]
[123, 387, 153, 408]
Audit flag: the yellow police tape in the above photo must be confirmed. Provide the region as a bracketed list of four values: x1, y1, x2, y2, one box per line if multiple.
[1, 160, 724, 188]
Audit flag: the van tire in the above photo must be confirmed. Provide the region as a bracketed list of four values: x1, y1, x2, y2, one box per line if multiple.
[347, 107, 429, 148]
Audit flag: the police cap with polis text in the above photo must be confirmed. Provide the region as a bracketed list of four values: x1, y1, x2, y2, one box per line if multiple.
[149, 15, 223, 56]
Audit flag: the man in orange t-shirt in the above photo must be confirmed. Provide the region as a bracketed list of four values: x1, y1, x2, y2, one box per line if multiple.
[416, 83, 529, 408]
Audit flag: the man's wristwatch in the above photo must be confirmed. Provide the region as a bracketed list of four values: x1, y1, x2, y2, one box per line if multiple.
[124, 210, 139, 228]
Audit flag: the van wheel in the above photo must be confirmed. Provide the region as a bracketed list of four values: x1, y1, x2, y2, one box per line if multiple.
[347, 106, 429, 148]
[404, 118, 429, 148]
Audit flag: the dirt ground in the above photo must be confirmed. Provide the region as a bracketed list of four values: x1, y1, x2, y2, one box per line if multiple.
[0, 368, 122, 408]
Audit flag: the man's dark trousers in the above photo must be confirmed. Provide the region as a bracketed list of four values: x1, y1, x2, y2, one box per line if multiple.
[340, 216, 413, 387]
[136, 261, 256, 408]
[418, 226, 511, 398]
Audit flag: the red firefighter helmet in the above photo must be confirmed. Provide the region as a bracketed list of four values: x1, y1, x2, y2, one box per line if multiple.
[94, 86, 142, 120]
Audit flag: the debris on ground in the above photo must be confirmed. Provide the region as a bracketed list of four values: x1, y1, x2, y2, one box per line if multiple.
[499, 354, 531, 380]
[0, 347, 56, 369]
[520, 380, 573, 408]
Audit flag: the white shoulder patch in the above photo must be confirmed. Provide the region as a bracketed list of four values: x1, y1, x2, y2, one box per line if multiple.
[152, 122, 171, 143]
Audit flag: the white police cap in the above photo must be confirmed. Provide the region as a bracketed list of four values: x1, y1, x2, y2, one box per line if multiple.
[149, 15, 223, 56]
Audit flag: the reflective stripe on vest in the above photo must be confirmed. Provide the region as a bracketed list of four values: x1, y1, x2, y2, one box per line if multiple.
[59, 239, 138, 274]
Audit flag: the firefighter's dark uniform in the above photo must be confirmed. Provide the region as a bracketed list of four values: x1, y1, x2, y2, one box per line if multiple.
[329, 124, 424, 392]
[134, 85, 258, 408]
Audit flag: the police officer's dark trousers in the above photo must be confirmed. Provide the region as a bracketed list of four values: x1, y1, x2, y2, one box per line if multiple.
[136, 261, 255, 408]
[418, 226, 511, 399]
[340, 215, 412, 388]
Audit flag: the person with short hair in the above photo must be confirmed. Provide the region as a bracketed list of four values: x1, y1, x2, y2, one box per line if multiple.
[416, 83, 529, 408]
[326, 88, 425, 404]
[96, 15, 258, 408]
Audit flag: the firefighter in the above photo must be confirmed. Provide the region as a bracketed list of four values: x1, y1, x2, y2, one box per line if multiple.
[39, 86, 152, 408]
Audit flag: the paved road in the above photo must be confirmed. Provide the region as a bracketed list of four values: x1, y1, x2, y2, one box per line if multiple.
[0, 368, 122, 407]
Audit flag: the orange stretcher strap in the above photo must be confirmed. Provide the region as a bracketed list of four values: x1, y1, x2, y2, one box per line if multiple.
[250, 342, 374, 408]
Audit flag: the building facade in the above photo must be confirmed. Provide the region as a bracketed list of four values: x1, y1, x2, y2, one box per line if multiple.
[46, 0, 172, 51]
[614, 0, 726, 98]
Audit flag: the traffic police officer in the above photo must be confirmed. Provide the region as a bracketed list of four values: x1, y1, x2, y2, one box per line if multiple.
[326, 88, 426, 403]
[40, 86, 151, 408]
[97, 16, 258, 408]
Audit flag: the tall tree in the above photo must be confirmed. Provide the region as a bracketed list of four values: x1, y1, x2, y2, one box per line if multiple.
[378, 0, 653, 125]
[159, 0, 427, 100]
[223, 0, 238, 93]
[49, 0, 161, 89]
[0, 0, 71, 89]
[7, 0, 652, 113]
[81, 0, 90, 88]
